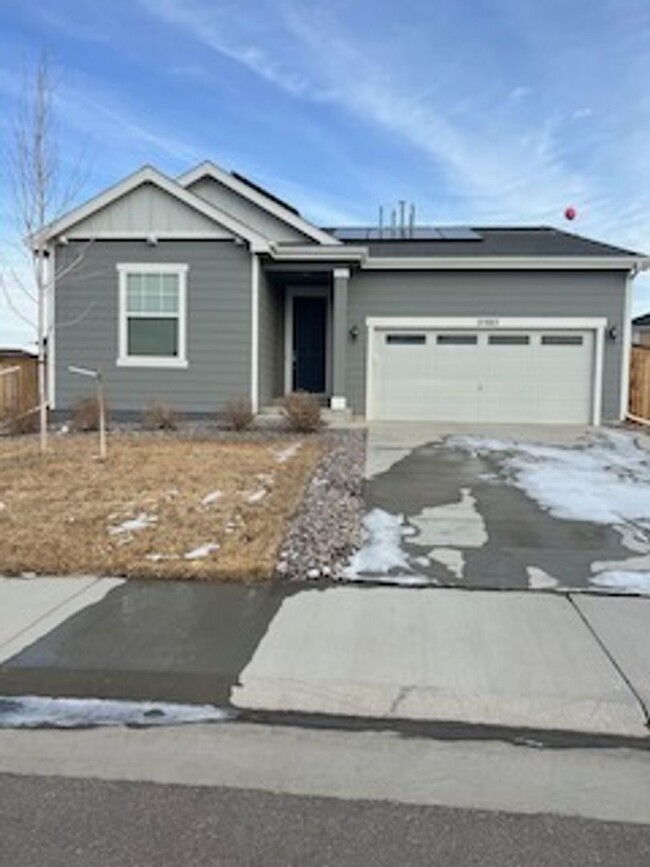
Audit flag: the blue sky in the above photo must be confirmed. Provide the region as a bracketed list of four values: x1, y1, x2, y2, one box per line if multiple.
[1, 0, 649, 347]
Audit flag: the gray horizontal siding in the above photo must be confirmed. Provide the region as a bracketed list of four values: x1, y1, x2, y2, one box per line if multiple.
[55, 240, 252, 413]
[258, 271, 285, 407]
[346, 269, 627, 420]
[189, 177, 310, 243]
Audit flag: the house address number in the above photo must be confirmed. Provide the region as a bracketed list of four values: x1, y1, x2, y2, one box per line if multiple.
[476, 317, 500, 327]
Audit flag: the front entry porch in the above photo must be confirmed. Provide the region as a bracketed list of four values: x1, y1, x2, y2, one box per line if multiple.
[260, 265, 350, 412]
[286, 289, 330, 397]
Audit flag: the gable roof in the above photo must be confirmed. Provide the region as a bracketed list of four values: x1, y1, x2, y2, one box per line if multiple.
[38, 165, 271, 251]
[633, 312, 650, 327]
[329, 226, 646, 259]
[177, 161, 340, 246]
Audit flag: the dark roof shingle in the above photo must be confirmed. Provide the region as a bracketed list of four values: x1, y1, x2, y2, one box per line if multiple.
[327, 226, 645, 259]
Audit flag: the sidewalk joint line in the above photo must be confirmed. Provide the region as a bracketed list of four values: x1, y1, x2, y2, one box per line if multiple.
[0, 578, 105, 656]
[567, 594, 650, 730]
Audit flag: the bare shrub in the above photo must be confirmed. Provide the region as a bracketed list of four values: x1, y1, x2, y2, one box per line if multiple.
[222, 396, 255, 431]
[72, 395, 107, 432]
[142, 402, 180, 431]
[282, 391, 323, 433]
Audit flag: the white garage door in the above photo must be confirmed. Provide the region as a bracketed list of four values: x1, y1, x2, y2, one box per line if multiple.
[371, 329, 594, 423]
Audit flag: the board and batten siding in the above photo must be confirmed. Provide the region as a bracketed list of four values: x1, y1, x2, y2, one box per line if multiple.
[66, 183, 232, 238]
[346, 269, 628, 420]
[55, 240, 252, 413]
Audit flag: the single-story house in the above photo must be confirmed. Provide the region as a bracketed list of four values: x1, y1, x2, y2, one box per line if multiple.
[40, 161, 648, 425]
[632, 313, 650, 347]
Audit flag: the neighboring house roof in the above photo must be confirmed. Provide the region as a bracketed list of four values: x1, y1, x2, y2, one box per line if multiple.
[38, 165, 272, 251]
[0, 349, 36, 360]
[328, 226, 645, 259]
[177, 161, 340, 246]
[633, 312, 650, 327]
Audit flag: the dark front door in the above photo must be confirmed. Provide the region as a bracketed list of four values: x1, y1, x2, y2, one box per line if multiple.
[293, 296, 327, 392]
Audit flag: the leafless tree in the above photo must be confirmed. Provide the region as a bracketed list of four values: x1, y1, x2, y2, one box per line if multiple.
[2, 52, 89, 453]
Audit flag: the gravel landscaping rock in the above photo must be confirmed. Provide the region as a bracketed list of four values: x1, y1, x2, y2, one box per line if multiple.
[275, 430, 366, 581]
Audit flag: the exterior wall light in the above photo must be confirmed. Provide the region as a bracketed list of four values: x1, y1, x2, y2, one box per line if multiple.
[349, 324, 360, 341]
[607, 325, 618, 340]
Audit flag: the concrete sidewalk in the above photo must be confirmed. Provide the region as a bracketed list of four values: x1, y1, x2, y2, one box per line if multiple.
[0, 577, 648, 739]
[232, 586, 650, 738]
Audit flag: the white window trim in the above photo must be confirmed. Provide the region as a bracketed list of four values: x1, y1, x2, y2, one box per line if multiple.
[365, 316, 607, 425]
[117, 263, 189, 369]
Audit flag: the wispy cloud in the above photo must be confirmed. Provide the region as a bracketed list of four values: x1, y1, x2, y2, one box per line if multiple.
[138, 0, 329, 99]
[137, 0, 592, 224]
[135, 0, 650, 245]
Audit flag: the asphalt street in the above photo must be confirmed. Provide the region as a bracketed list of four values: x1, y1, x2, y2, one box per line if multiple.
[2, 772, 650, 867]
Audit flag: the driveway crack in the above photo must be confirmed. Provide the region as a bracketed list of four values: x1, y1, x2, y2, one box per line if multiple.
[567, 594, 650, 731]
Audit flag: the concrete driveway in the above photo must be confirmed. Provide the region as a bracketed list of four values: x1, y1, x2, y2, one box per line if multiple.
[353, 423, 650, 592]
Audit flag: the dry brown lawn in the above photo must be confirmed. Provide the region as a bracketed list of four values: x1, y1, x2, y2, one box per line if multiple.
[0, 434, 322, 581]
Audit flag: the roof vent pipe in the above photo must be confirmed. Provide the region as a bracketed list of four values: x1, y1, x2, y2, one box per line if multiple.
[409, 204, 415, 238]
[378, 205, 384, 239]
[399, 200, 406, 236]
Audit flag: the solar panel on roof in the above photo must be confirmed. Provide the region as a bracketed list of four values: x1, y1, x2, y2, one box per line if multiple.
[438, 226, 482, 240]
[330, 226, 482, 241]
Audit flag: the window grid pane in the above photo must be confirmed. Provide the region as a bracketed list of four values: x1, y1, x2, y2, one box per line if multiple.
[541, 335, 584, 346]
[386, 334, 426, 345]
[126, 271, 179, 315]
[488, 335, 530, 346]
[437, 334, 478, 345]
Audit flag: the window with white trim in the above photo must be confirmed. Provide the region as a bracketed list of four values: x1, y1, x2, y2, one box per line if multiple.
[117, 264, 188, 367]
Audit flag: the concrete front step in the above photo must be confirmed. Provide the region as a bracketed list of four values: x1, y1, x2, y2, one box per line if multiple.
[259, 405, 353, 424]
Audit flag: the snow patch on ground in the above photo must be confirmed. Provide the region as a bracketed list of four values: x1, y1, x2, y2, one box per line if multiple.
[108, 513, 157, 535]
[0, 696, 231, 728]
[429, 547, 465, 579]
[343, 572, 434, 587]
[274, 442, 302, 464]
[591, 554, 650, 574]
[589, 571, 650, 594]
[200, 490, 222, 506]
[246, 489, 267, 504]
[448, 432, 650, 535]
[410, 489, 487, 549]
[527, 567, 560, 590]
[344, 509, 411, 576]
[184, 543, 220, 560]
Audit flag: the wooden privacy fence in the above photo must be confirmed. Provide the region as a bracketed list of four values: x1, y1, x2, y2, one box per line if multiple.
[0, 356, 38, 422]
[629, 345, 650, 422]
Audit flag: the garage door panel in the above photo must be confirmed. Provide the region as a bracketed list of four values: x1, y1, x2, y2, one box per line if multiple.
[372, 327, 593, 424]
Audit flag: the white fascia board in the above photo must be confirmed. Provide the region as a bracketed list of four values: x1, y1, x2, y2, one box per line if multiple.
[268, 246, 647, 271]
[39, 166, 270, 252]
[361, 256, 646, 270]
[178, 161, 341, 247]
[269, 244, 366, 262]
[65, 231, 234, 240]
